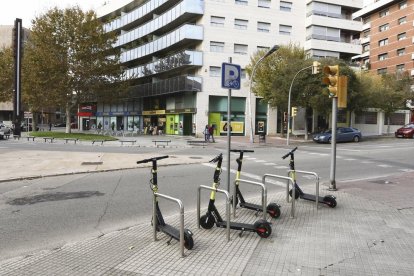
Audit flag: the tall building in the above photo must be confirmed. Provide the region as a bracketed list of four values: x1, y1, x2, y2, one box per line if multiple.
[353, 0, 414, 75]
[90, 0, 363, 136]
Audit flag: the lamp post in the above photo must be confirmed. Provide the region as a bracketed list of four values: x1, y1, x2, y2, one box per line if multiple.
[248, 45, 279, 143]
[286, 65, 313, 146]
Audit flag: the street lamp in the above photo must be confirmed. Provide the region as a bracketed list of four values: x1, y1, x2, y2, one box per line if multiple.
[248, 45, 279, 143]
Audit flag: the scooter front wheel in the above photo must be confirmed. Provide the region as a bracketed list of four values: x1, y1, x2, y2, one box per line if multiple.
[200, 213, 215, 229]
[289, 188, 300, 199]
[254, 219, 272, 238]
[266, 203, 281, 219]
[184, 229, 194, 250]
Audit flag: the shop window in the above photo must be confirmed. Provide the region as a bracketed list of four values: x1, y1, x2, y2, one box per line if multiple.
[386, 113, 405, 125]
[355, 112, 377, 124]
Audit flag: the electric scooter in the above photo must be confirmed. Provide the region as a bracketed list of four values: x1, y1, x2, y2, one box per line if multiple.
[137, 155, 194, 249]
[200, 153, 272, 238]
[231, 149, 281, 218]
[282, 147, 337, 208]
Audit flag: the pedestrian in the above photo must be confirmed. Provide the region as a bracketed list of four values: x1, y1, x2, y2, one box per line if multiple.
[49, 122, 52, 131]
[209, 125, 215, 142]
[204, 125, 210, 142]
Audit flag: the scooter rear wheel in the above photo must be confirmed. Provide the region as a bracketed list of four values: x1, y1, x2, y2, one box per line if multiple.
[254, 219, 272, 238]
[289, 188, 300, 199]
[200, 213, 215, 229]
[266, 203, 281, 219]
[323, 195, 337, 208]
[184, 229, 194, 250]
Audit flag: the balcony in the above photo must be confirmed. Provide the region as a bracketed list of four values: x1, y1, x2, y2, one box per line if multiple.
[121, 24, 203, 63]
[125, 50, 202, 79]
[114, 0, 204, 48]
[306, 13, 362, 32]
[127, 75, 202, 98]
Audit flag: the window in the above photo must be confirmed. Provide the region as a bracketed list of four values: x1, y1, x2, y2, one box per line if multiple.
[362, 30, 370, 38]
[279, 24, 292, 35]
[280, 1, 292, 11]
[378, 38, 388, 46]
[377, 68, 387, 75]
[258, 0, 270, 8]
[379, 24, 389, 32]
[399, 0, 407, 9]
[396, 64, 405, 72]
[378, 53, 388, 61]
[210, 41, 224, 52]
[386, 113, 405, 125]
[363, 44, 370, 52]
[355, 112, 377, 124]
[210, 16, 225, 27]
[363, 16, 370, 24]
[257, 22, 270, 32]
[398, 16, 407, 25]
[397, 48, 405, 56]
[257, 46, 270, 51]
[397, 32, 406, 41]
[379, 8, 389, 17]
[234, 19, 248, 30]
[209, 66, 221, 77]
[234, 44, 248, 55]
[235, 0, 248, 5]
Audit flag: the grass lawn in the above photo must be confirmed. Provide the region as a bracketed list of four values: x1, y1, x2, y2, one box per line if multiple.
[29, 131, 118, 141]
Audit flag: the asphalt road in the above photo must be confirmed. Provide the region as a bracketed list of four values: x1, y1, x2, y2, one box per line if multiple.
[0, 138, 413, 260]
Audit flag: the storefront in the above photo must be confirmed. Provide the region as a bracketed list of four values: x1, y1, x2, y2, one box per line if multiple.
[208, 96, 246, 136]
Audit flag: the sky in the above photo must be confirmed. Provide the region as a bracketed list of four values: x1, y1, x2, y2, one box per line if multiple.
[0, 0, 106, 28]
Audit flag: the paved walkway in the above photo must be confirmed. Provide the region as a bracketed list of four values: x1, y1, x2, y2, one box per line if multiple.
[0, 133, 413, 275]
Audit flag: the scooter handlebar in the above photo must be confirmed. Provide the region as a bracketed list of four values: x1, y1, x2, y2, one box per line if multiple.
[209, 153, 223, 163]
[282, 147, 298, 159]
[137, 155, 169, 164]
[230, 149, 254, 153]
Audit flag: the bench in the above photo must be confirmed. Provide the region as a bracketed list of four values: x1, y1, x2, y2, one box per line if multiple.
[152, 140, 171, 148]
[119, 140, 136, 146]
[13, 135, 20, 140]
[187, 140, 207, 147]
[27, 136, 36, 141]
[43, 137, 54, 143]
[64, 138, 79, 144]
[92, 140, 106, 145]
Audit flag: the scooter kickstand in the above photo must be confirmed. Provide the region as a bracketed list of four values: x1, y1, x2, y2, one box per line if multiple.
[166, 236, 173, 245]
[239, 230, 244, 238]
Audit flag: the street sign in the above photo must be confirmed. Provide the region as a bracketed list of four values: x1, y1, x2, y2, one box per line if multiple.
[24, 112, 32, 119]
[221, 63, 241, 90]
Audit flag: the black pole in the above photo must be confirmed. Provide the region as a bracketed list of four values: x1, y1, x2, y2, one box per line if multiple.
[13, 18, 23, 136]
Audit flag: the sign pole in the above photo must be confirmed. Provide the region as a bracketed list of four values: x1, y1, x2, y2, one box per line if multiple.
[329, 97, 337, 190]
[227, 57, 232, 194]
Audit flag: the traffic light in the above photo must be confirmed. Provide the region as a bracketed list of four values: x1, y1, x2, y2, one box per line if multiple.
[323, 65, 339, 97]
[312, 61, 321, 74]
[337, 76, 348, 108]
[291, 107, 297, 117]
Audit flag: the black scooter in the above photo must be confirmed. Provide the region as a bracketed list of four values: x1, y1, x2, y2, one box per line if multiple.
[231, 149, 281, 218]
[137, 155, 194, 249]
[200, 153, 272, 238]
[282, 147, 337, 208]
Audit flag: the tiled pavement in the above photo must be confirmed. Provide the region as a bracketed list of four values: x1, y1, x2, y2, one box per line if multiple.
[1, 134, 413, 275]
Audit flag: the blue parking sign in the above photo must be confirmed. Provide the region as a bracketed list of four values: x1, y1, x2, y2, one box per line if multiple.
[221, 63, 241, 90]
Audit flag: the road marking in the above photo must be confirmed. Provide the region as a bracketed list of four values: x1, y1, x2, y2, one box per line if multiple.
[254, 160, 266, 163]
[378, 164, 392, 168]
[399, 169, 414, 172]
[264, 163, 276, 166]
[246, 157, 256, 160]
[201, 163, 286, 187]
[344, 158, 356, 161]
[274, 165, 289, 169]
[362, 161, 374, 164]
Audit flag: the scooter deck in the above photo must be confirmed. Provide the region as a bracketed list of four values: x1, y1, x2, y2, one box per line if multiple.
[301, 194, 328, 204]
[240, 202, 262, 212]
[216, 221, 255, 231]
[159, 224, 180, 241]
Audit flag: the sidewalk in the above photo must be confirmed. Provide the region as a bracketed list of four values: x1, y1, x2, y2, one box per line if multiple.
[1, 134, 413, 275]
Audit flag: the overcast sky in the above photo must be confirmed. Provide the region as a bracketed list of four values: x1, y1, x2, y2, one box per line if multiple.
[0, 0, 106, 27]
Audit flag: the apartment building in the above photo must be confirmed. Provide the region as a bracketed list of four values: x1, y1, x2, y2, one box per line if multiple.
[91, 0, 363, 136]
[353, 0, 414, 75]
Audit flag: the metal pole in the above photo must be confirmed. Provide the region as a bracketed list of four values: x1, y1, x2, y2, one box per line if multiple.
[227, 57, 232, 194]
[329, 97, 337, 190]
[287, 65, 312, 146]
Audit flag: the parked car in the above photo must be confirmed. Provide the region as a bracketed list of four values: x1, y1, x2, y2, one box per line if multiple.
[0, 123, 12, 135]
[313, 127, 362, 143]
[54, 122, 66, 127]
[394, 123, 414, 138]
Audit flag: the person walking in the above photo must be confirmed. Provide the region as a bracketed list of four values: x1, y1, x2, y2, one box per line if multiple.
[204, 125, 210, 142]
[208, 125, 215, 143]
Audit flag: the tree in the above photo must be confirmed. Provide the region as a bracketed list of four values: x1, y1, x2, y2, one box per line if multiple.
[0, 47, 14, 102]
[23, 6, 126, 133]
